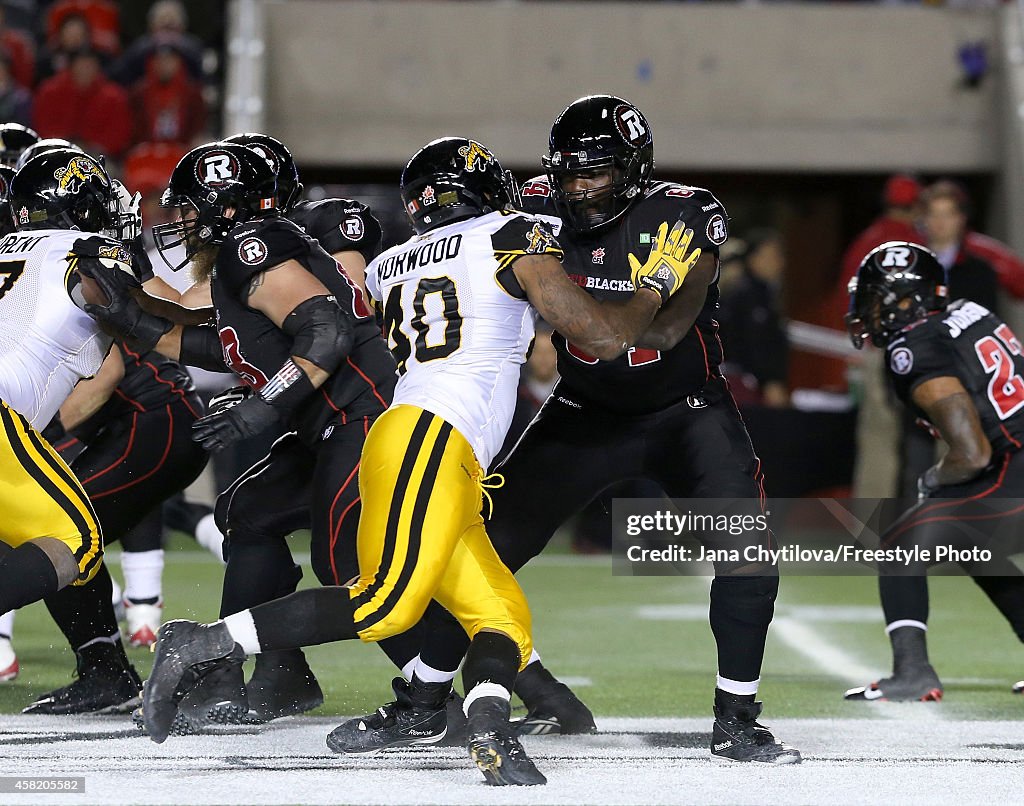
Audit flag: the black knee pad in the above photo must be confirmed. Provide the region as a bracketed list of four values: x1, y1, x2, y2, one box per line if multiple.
[710, 574, 779, 629]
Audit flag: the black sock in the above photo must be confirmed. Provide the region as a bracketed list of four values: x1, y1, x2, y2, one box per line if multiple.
[709, 575, 778, 682]
[889, 625, 930, 674]
[248, 587, 358, 650]
[462, 631, 520, 696]
[44, 563, 120, 649]
[220, 540, 301, 617]
[420, 603, 471, 674]
[0, 542, 60, 612]
[880, 575, 929, 625]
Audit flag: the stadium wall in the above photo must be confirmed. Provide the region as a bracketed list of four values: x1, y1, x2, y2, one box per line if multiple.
[256, 1, 999, 173]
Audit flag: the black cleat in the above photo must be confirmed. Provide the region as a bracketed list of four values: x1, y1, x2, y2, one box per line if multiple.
[844, 664, 943, 702]
[135, 658, 249, 735]
[711, 690, 801, 764]
[23, 654, 141, 715]
[327, 676, 450, 755]
[513, 661, 596, 735]
[244, 649, 322, 723]
[143, 620, 244, 743]
[467, 695, 546, 786]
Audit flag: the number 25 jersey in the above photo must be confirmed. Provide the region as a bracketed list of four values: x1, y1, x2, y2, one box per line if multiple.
[366, 210, 562, 468]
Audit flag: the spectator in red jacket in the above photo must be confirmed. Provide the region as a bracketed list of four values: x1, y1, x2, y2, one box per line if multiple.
[33, 48, 132, 159]
[130, 42, 206, 145]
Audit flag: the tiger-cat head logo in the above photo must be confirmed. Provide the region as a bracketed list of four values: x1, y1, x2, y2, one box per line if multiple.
[458, 141, 493, 173]
[53, 157, 106, 195]
[525, 223, 555, 255]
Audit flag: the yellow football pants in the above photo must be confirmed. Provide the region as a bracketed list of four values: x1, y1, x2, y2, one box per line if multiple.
[0, 399, 102, 584]
[349, 405, 532, 668]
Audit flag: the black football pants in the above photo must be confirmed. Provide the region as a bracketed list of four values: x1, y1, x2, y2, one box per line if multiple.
[418, 382, 779, 685]
[45, 396, 208, 651]
[214, 419, 426, 670]
[879, 448, 1024, 642]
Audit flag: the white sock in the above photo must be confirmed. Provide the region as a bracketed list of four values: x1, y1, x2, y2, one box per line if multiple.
[886, 619, 927, 634]
[527, 648, 541, 666]
[0, 610, 14, 640]
[121, 550, 165, 602]
[412, 659, 458, 685]
[462, 682, 510, 716]
[195, 513, 225, 563]
[716, 675, 760, 696]
[222, 611, 261, 655]
[109, 574, 123, 608]
[401, 655, 419, 682]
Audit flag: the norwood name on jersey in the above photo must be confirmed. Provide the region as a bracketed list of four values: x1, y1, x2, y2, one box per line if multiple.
[375, 233, 463, 282]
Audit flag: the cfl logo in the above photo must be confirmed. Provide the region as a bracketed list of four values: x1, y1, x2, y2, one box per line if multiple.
[880, 246, 914, 269]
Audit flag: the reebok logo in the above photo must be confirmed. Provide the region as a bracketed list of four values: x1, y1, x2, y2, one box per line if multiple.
[406, 728, 434, 737]
[713, 740, 733, 752]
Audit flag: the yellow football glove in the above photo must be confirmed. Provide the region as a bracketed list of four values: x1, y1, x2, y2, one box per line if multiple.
[628, 221, 701, 304]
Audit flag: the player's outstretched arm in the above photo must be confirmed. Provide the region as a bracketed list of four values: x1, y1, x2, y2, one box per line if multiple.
[913, 376, 992, 494]
[514, 253, 662, 361]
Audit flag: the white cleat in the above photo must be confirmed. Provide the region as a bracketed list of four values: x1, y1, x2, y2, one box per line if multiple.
[0, 638, 19, 682]
[124, 598, 164, 648]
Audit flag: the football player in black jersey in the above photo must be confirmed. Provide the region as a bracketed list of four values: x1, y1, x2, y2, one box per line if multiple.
[131, 134, 432, 732]
[332, 95, 800, 765]
[82, 141, 412, 731]
[121, 134, 695, 787]
[843, 242, 1024, 701]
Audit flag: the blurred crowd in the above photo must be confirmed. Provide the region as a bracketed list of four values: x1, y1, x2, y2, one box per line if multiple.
[0, 0, 218, 183]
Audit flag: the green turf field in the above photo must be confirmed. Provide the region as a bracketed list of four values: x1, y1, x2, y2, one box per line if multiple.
[2, 534, 1021, 721]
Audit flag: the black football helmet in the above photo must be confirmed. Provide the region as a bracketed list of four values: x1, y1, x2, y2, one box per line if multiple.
[846, 241, 949, 349]
[0, 124, 39, 169]
[0, 165, 15, 236]
[223, 132, 303, 211]
[400, 137, 519, 235]
[14, 138, 80, 171]
[153, 141, 278, 271]
[8, 149, 116, 233]
[542, 95, 654, 233]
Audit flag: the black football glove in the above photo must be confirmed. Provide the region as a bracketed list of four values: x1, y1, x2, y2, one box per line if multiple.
[80, 264, 171, 352]
[191, 394, 280, 452]
[206, 385, 252, 417]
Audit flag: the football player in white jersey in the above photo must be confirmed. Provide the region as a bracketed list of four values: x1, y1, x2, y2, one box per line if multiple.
[0, 148, 131, 620]
[139, 137, 699, 786]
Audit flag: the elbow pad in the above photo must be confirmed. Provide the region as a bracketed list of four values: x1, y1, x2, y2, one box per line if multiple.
[281, 296, 354, 374]
[179, 325, 229, 372]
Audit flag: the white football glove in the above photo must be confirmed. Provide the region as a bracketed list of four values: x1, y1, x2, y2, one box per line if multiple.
[109, 180, 143, 242]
